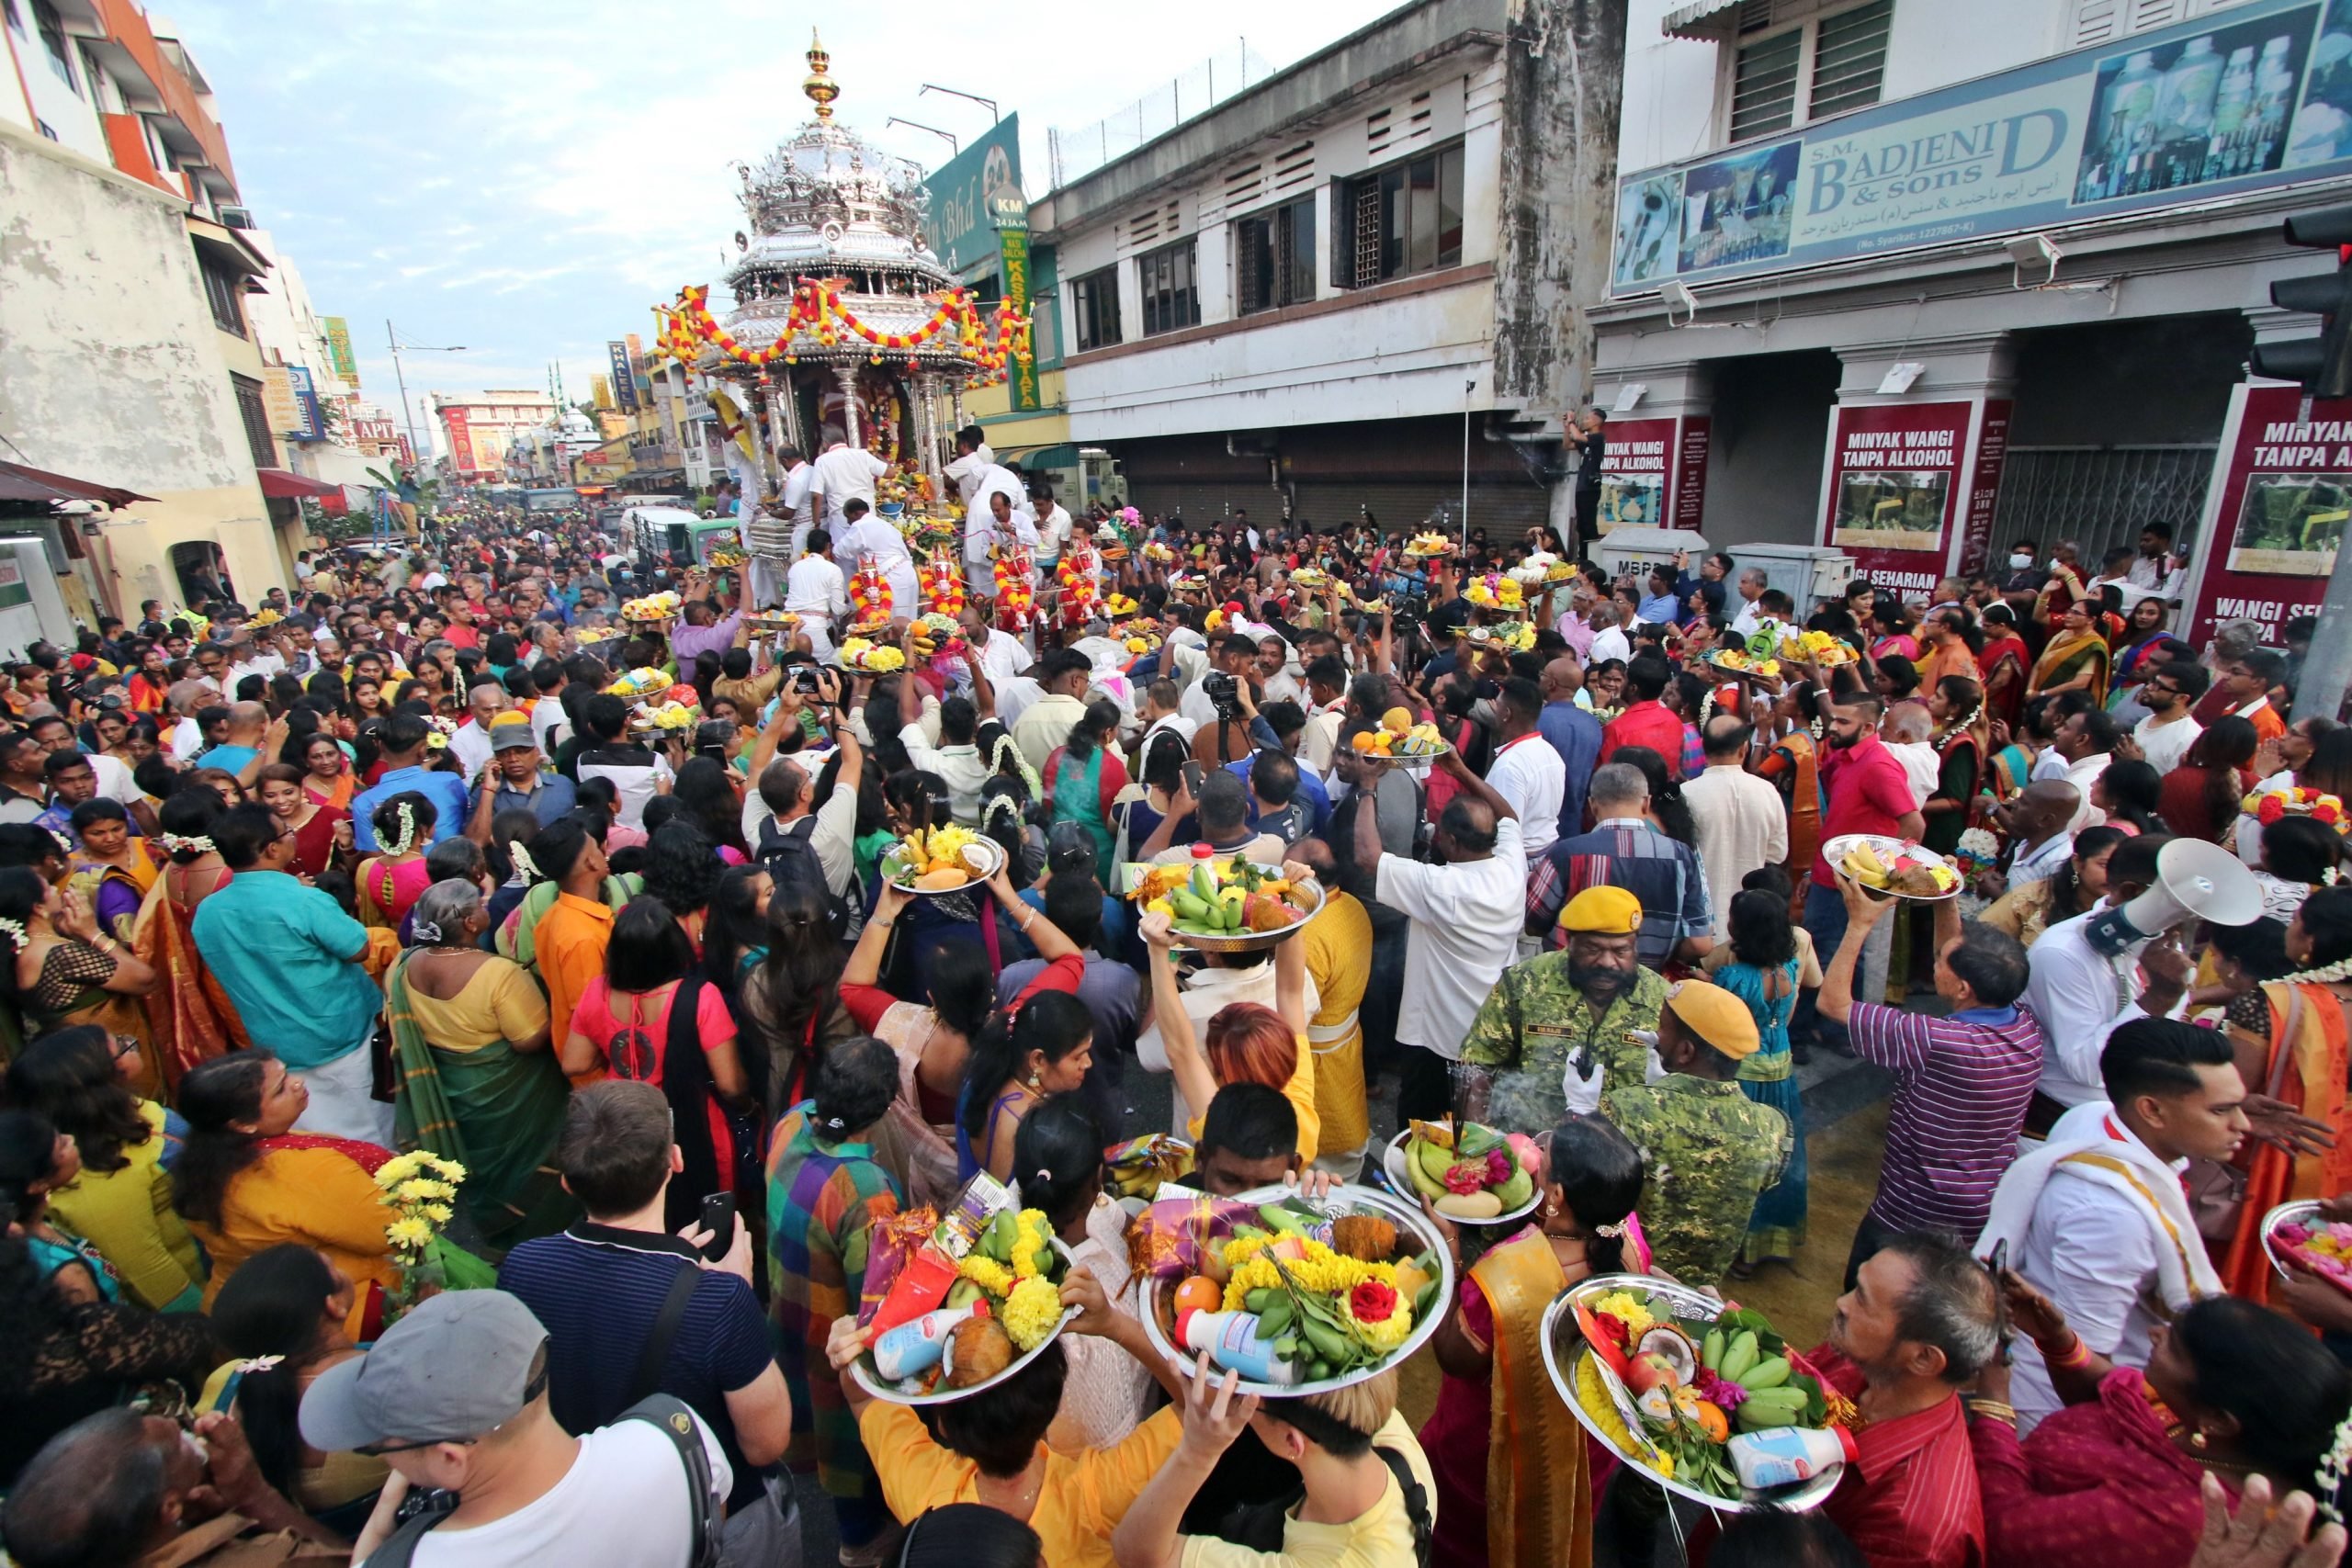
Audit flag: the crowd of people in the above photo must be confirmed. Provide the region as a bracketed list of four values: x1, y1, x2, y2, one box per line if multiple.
[1, 432, 2349, 1568]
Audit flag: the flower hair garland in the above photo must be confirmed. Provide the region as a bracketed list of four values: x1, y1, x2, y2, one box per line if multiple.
[381, 801, 420, 857]
[158, 833, 214, 856]
[0, 917, 25, 947]
[2318, 1405, 2352, 1523]
[508, 840, 540, 882]
[988, 732, 1041, 804]
[980, 792, 1025, 838]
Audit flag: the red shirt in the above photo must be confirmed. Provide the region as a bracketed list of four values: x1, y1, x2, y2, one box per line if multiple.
[1599, 700, 1686, 779]
[1813, 734, 1917, 886]
[1811, 1347, 1985, 1568]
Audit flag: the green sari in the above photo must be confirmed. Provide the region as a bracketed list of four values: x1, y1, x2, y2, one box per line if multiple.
[387, 955, 580, 1251]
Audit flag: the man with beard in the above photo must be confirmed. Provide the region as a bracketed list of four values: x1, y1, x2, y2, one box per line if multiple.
[2130, 660, 2206, 776]
[1458, 885, 1667, 1133]
[1794, 693, 1924, 1051]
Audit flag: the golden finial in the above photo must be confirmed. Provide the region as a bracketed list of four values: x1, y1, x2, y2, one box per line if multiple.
[804, 29, 838, 122]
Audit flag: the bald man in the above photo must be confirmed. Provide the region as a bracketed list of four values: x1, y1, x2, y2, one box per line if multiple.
[1983, 779, 2083, 898]
[1538, 654, 1604, 838]
[193, 700, 275, 784]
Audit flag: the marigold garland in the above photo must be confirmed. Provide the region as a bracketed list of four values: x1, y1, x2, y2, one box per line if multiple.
[669, 281, 1033, 375]
[848, 567, 892, 621]
[917, 555, 967, 617]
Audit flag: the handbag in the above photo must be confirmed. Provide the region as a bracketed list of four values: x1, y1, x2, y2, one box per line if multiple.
[2186, 981, 2301, 1243]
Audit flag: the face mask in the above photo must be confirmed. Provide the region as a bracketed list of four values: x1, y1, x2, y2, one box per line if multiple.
[2008, 553, 2034, 571]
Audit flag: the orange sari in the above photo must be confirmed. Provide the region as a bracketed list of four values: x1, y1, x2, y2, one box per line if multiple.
[2221, 979, 2352, 1303]
[1758, 729, 1822, 907]
[133, 862, 251, 1090]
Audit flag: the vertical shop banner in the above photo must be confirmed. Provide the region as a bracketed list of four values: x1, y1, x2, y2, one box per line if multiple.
[322, 318, 359, 386]
[607, 341, 639, 412]
[1821, 400, 1973, 592]
[2182, 381, 2351, 646]
[442, 407, 477, 474]
[1001, 230, 1040, 412]
[261, 367, 300, 434]
[1600, 417, 1679, 532]
[1673, 416, 1713, 531]
[1959, 400, 2014, 576]
[287, 367, 324, 441]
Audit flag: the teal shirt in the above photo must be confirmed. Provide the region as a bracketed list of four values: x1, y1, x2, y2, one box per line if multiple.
[190, 870, 381, 1070]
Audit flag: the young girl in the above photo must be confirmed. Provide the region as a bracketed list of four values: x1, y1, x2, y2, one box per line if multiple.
[355, 791, 435, 931]
[1713, 887, 1815, 1270]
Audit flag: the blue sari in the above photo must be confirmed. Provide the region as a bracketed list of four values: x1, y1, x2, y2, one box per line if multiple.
[1718, 958, 1807, 1260]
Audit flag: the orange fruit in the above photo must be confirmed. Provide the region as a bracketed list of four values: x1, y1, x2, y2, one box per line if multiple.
[1350, 732, 1377, 753]
[1692, 1400, 1729, 1443]
[1172, 1275, 1222, 1315]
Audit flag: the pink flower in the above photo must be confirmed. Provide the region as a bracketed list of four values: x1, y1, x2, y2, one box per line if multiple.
[1442, 1162, 1487, 1195]
[1696, 1368, 1748, 1409]
[1486, 1148, 1515, 1184]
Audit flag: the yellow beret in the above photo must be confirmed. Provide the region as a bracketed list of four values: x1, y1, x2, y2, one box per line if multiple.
[1559, 886, 1643, 935]
[1666, 979, 1761, 1061]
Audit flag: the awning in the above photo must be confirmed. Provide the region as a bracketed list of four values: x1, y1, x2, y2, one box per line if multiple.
[1662, 0, 1741, 38]
[0, 461, 153, 507]
[254, 468, 343, 500]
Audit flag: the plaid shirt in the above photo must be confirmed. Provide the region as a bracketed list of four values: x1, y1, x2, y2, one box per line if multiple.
[1526, 818, 1713, 969]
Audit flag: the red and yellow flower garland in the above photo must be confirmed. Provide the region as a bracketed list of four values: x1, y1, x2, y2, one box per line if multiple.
[918, 554, 967, 617]
[669, 282, 1032, 378]
[993, 553, 1034, 631]
[848, 566, 893, 625]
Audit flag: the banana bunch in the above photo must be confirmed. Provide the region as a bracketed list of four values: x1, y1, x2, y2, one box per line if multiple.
[1839, 841, 1893, 890]
[1700, 1328, 1810, 1432]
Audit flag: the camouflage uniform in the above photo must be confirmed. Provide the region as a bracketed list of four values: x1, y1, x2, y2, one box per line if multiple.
[1461, 954, 1668, 1134]
[1601, 1075, 1792, 1285]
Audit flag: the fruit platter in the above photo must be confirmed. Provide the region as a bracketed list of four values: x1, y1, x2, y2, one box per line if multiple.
[852, 1172, 1080, 1404]
[1383, 1119, 1543, 1223]
[1129, 856, 1325, 953]
[837, 637, 908, 674]
[1825, 834, 1961, 900]
[604, 666, 673, 700]
[704, 547, 748, 570]
[745, 611, 801, 633]
[1465, 620, 1536, 653]
[1136, 1184, 1453, 1395]
[1403, 532, 1455, 560]
[1777, 628, 1857, 667]
[2263, 1201, 2352, 1295]
[1351, 706, 1451, 767]
[622, 591, 683, 625]
[1543, 1276, 1849, 1512]
[1143, 541, 1178, 564]
[1708, 649, 1783, 678]
[1114, 617, 1166, 654]
[910, 614, 965, 660]
[880, 825, 1005, 895]
[1103, 1134, 1195, 1208]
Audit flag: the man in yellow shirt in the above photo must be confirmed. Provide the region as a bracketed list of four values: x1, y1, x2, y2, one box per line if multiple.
[1292, 839, 1372, 1179]
[1112, 1360, 1435, 1568]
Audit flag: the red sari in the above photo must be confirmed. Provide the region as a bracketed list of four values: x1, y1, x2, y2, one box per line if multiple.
[133, 863, 250, 1089]
[1970, 1367, 2218, 1568]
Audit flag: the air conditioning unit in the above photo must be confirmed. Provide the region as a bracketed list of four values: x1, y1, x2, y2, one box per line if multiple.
[219, 206, 254, 230]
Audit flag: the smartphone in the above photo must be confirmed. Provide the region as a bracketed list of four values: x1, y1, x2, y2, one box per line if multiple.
[1985, 1237, 2012, 1356]
[697, 1192, 737, 1262]
[1180, 761, 1207, 798]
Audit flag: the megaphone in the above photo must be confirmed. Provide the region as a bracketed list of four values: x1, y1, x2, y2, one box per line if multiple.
[2084, 838, 2264, 955]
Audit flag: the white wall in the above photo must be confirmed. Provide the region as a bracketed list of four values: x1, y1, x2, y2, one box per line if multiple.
[8, 12, 104, 162]
[1619, 0, 1724, 174]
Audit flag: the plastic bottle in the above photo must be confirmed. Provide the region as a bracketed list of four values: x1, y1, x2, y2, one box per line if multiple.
[2107, 51, 2164, 152]
[2213, 47, 2256, 138]
[871, 1299, 990, 1382]
[1191, 841, 1216, 861]
[1175, 1307, 1302, 1385]
[1727, 1425, 1860, 1490]
[2158, 38, 2224, 142]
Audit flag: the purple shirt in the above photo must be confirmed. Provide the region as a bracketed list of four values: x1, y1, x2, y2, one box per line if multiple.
[1847, 1000, 2045, 1239]
[669, 610, 743, 664]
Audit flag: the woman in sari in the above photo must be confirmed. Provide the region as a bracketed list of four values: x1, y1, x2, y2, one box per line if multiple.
[385, 879, 577, 1251]
[2217, 886, 2352, 1302]
[1923, 675, 1986, 857]
[2106, 595, 2177, 713]
[172, 1051, 401, 1336]
[133, 786, 248, 1089]
[300, 732, 357, 813]
[1045, 699, 1128, 874]
[1755, 679, 1824, 906]
[1421, 1114, 1646, 1568]
[2027, 598, 2111, 705]
[0, 867, 158, 1088]
[354, 791, 434, 930]
[66, 797, 155, 944]
[258, 764, 346, 881]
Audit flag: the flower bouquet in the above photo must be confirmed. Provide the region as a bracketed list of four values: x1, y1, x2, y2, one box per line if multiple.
[1113, 617, 1165, 655]
[1549, 1278, 1849, 1509]
[375, 1151, 493, 1313]
[852, 1173, 1079, 1404]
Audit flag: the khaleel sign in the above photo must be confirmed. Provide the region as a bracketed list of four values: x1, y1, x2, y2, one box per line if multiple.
[1609, 0, 2352, 299]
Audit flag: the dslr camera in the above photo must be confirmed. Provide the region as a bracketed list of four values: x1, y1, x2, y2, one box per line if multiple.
[1199, 670, 1240, 719]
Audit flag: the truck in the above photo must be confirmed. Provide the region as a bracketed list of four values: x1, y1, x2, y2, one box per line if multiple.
[628, 506, 741, 573]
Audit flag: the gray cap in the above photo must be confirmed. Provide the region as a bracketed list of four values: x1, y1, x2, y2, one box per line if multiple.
[300, 1289, 548, 1452]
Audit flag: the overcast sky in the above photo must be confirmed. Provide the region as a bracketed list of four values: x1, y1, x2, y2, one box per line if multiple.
[166, 0, 1397, 451]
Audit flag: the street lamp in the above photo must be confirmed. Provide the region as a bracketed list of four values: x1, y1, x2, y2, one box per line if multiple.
[888, 117, 958, 155]
[918, 83, 999, 124]
[385, 321, 467, 477]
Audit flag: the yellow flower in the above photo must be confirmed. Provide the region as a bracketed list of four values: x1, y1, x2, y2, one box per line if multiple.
[1339, 1288, 1414, 1352]
[377, 1154, 420, 1186]
[1591, 1292, 1653, 1333]
[1001, 1275, 1063, 1352]
[1011, 1211, 1052, 1280]
[956, 1253, 1015, 1296]
[1576, 1353, 1672, 1478]
[386, 1217, 433, 1251]
[420, 1204, 453, 1224]
[396, 1179, 441, 1203]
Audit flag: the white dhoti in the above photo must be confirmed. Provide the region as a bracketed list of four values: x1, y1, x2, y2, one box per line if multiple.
[291, 1039, 395, 1146]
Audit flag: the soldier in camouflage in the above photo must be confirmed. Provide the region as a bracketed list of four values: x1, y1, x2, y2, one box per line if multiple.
[1457, 886, 1667, 1133]
[1602, 976, 1792, 1287]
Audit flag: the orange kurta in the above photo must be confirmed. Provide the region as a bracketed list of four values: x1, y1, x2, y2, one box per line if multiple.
[535, 892, 616, 1089]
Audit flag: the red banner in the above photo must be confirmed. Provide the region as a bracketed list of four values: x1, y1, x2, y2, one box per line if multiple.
[2181, 382, 2351, 649]
[1673, 415, 1713, 532]
[1820, 400, 1972, 594]
[1600, 415, 1708, 534]
[1958, 400, 2012, 578]
[442, 407, 477, 474]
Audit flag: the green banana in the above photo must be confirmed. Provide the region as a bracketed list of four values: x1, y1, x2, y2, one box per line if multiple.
[1403, 1140, 1449, 1201]
[1718, 1330, 1760, 1384]
[1702, 1327, 1726, 1371]
[1190, 864, 1220, 901]
[1170, 891, 1209, 922]
[1258, 1203, 1316, 1236]
[1416, 1138, 1457, 1185]
[981, 1211, 1017, 1263]
[1736, 1401, 1802, 1433]
[1243, 1287, 1281, 1314]
[1741, 1356, 1792, 1391]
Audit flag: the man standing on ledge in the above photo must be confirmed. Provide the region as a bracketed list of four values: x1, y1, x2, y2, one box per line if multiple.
[1561, 407, 1607, 558]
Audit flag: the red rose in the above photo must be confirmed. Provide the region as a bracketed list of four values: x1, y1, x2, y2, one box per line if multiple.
[1349, 1280, 1398, 1324]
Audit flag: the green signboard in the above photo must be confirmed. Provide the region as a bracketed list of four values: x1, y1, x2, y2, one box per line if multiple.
[922, 112, 1024, 276]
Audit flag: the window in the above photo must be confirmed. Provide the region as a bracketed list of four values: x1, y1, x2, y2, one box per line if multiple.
[1136, 241, 1199, 337]
[1069, 266, 1121, 352]
[33, 1, 75, 93]
[1236, 197, 1317, 315]
[1725, 0, 1889, 141]
[199, 258, 246, 336]
[1336, 143, 1464, 290]
[231, 376, 276, 470]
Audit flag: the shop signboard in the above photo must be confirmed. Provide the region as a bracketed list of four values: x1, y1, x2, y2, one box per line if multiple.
[442, 407, 477, 474]
[1674, 416, 1713, 532]
[287, 367, 324, 441]
[922, 113, 1024, 276]
[607, 341, 639, 412]
[322, 318, 358, 386]
[261, 367, 300, 435]
[1610, 0, 2349, 299]
[1599, 417, 1679, 533]
[1820, 400, 1974, 592]
[1001, 229, 1039, 413]
[2180, 381, 2350, 646]
[1959, 400, 2014, 576]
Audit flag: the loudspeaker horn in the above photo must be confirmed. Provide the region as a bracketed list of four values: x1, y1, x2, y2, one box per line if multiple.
[2085, 838, 2264, 954]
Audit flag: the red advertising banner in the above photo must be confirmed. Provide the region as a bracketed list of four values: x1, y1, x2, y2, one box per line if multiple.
[1820, 400, 1972, 594]
[1599, 417, 1677, 533]
[1673, 415, 1712, 532]
[442, 407, 477, 474]
[2181, 383, 2351, 649]
[1958, 400, 2012, 578]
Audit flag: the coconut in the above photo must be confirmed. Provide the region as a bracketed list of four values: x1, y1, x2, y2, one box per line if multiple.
[1634, 1324, 1699, 1383]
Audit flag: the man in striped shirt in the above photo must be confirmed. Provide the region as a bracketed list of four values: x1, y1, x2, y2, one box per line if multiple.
[1816, 874, 2041, 1288]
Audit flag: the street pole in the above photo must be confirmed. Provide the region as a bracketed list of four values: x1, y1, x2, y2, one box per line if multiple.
[1460, 377, 1474, 553]
[388, 319, 416, 474]
[2293, 540, 2352, 723]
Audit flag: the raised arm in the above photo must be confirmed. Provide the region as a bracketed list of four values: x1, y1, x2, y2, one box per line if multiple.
[988, 864, 1079, 963]
[1140, 911, 1216, 1119]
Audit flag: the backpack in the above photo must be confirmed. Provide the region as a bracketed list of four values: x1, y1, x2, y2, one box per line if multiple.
[364, 1393, 721, 1568]
[757, 813, 853, 941]
[1215, 1442, 1432, 1566]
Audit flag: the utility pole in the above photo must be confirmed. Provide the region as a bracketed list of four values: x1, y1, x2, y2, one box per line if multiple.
[387, 321, 466, 481]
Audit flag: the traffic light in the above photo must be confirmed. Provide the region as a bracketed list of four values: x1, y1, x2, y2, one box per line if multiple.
[2252, 207, 2352, 397]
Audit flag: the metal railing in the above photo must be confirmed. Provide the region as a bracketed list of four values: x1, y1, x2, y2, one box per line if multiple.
[1985, 445, 2218, 571]
[1046, 42, 1282, 188]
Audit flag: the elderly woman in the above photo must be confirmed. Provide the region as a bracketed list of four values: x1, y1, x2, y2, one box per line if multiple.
[383, 879, 577, 1248]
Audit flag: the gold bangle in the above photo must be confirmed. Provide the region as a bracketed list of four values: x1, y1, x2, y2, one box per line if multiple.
[1964, 1399, 2017, 1424]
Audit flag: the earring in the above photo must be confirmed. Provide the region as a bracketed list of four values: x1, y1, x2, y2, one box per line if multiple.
[2189, 1430, 2210, 1451]
[1027, 1073, 1042, 1089]
[1544, 1202, 1560, 1218]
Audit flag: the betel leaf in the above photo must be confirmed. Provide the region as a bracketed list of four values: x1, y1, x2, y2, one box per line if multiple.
[1787, 1371, 1827, 1426]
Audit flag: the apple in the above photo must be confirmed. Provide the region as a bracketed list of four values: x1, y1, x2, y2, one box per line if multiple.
[1623, 1351, 1684, 1397]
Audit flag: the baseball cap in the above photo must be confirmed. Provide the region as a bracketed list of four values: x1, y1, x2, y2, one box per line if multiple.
[489, 712, 536, 752]
[1664, 978, 1761, 1061]
[300, 1289, 548, 1453]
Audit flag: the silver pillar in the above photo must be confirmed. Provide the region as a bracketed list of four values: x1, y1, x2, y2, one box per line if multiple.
[837, 366, 864, 448]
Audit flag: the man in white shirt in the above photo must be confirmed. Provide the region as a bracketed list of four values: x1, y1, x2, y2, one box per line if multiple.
[778, 446, 816, 558]
[965, 477, 1037, 570]
[959, 604, 1033, 687]
[943, 424, 996, 507]
[1136, 681, 1199, 754]
[1360, 750, 1527, 1122]
[1587, 603, 1632, 665]
[899, 682, 995, 825]
[2053, 708, 2119, 831]
[1993, 780, 2080, 891]
[1682, 714, 1789, 934]
[1031, 482, 1073, 571]
[1011, 649, 1094, 775]
[447, 680, 509, 779]
[808, 426, 888, 526]
[1297, 655, 1349, 777]
[783, 526, 849, 659]
[222, 631, 286, 699]
[1725, 569, 1770, 637]
[2022, 833, 2205, 1111]
[2132, 660, 2204, 776]
[1180, 634, 1259, 737]
[1486, 678, 1567, 863]
[747, 706, 864, 897]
